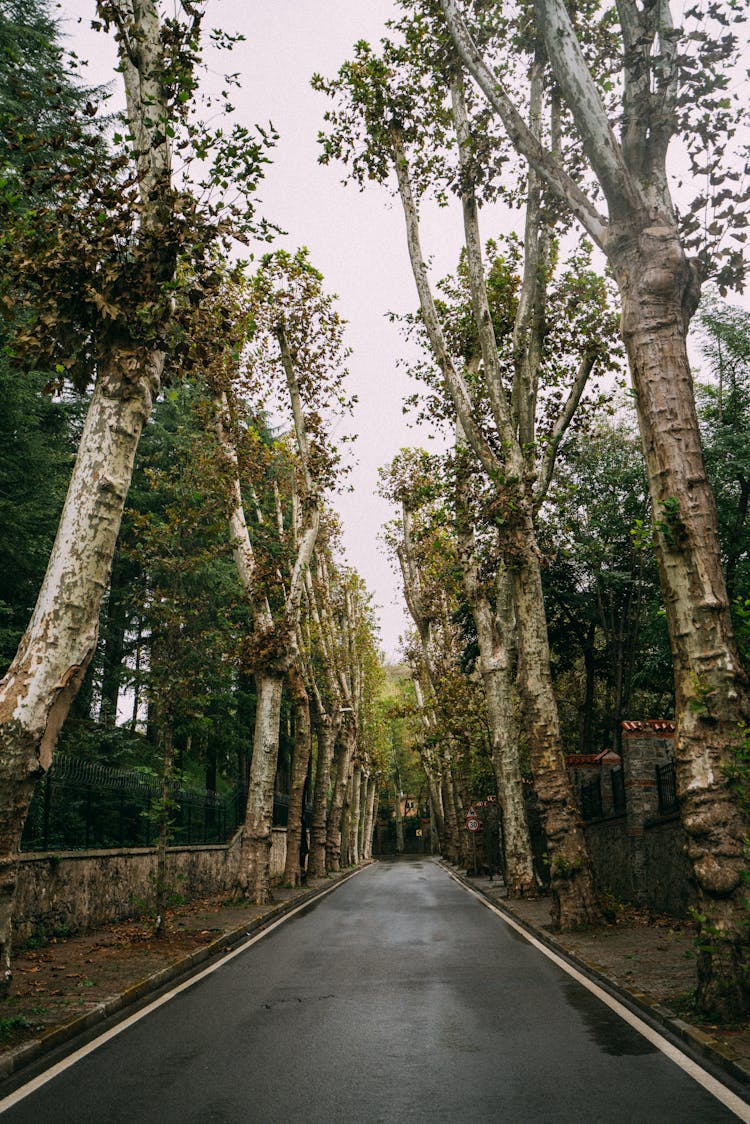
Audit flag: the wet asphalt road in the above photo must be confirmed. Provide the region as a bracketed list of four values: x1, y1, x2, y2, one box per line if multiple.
[1, 859, 746, 1123]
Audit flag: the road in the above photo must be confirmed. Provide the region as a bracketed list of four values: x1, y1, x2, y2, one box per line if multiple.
[1, 859, 747, 1123]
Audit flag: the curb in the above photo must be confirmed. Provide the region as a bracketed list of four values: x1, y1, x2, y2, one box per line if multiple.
[0, 864, 368, 1086]
[439, 861, 750, 1094]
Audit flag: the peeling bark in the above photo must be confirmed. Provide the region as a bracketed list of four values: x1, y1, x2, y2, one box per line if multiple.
[308, 706, 336, 879]
[349, 764, 362, 866]
[239, 671, 284, 904]
[326, 719, 356, 872]
[454, 462, 536, 896]
[441, 769, 462, 865]
[0, 346, 162, 990]
[361, 775, 377, 860]
[283, 662, 312, 887]
[612, 229, 750, 1014]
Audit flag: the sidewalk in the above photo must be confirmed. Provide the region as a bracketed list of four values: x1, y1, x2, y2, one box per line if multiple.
[443, 862, 750, 1089]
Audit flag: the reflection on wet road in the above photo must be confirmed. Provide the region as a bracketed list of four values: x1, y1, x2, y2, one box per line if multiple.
[1, 859, 747, 1123]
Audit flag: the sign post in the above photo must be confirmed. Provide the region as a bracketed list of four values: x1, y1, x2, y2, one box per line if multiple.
[465, 805, 481, 876]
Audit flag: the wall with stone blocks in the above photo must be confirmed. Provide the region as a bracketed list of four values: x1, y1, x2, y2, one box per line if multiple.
[583, 816, 631, 902]
[583, 814, 695, 916]
[640, 815, 696, 917]
[576, 722, 696, 917]
[14, 828, 288, 944]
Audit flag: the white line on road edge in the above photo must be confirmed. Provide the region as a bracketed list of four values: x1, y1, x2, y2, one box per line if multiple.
[0, 866, 368, 1115]
[447, 870, 750, 1123]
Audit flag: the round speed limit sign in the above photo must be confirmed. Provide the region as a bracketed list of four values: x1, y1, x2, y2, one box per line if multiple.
[465, 815, 481, 833]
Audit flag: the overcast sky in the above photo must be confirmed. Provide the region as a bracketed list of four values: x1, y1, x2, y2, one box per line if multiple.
[63, 0, 471, 661]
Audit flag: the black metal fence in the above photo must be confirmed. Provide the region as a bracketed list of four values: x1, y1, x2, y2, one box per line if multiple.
[580, 776, 603, 820]
[21, 755, 252, 853]
[656, 761, 679, 815]
[610, 767, 626, 815]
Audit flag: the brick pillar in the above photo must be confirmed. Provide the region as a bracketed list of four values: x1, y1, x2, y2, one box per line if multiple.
[621, 721, 675, 903]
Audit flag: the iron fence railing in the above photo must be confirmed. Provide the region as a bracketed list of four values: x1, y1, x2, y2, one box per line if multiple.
[656, 761, 679, 815]
[21, 755, 253, 853]
[580, 776, 603, 821]
[610, 767, 626, 815]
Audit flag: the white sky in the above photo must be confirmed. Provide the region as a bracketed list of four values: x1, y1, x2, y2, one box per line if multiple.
[63, 0, 466, 661]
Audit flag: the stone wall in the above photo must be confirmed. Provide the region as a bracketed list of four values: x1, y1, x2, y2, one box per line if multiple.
[572, 721, 697, 918]
[583, 813, 695, 916]
[583, 815, 630, 902]
[15, 828, 288, 944]
[641, 813, 695, 917]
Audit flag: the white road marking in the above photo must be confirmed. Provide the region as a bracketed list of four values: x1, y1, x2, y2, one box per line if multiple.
[447, 869, 750, 1123]
[0, 867, 367, 1114]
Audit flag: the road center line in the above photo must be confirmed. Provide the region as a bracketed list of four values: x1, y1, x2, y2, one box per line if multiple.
[0, 866, 367, 1115]
[446, 869, 750, 1123]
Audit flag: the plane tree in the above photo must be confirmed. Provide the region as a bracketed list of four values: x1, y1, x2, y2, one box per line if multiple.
[316, 24, 618, 925]
[209, 251, 352, 901]
[438, 0, 750, 1014]
[0, 0, 271, 987]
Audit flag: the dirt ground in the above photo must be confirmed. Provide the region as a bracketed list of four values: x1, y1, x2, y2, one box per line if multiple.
[1, 863, 749, 1085]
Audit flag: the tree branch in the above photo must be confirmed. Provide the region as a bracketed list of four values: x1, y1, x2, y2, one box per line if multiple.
[439, 0, 609, 247]
[389, 126, 501, 480]
[533, 351, 597, 508]
[534, 0, 642, 218]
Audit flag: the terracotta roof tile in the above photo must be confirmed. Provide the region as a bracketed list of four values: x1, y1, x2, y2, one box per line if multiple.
[622, 719, 675, 734]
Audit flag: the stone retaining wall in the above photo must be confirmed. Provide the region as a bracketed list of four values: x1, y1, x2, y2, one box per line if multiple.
[583, 813, 695, 916]
[640, 813, 695, 917]
[583, 815, 630, 902]
[15, 828, 288, 944]
[574, 722, 696, 918]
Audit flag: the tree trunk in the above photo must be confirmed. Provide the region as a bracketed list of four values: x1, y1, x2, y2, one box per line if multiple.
[427, 776, 446, 852]
[441, 769, 461, 864]
[612, 229, 750, 1015]
[358, 772, 369, 861]
[510, 523, 601, 929]
[362, 775, 377, 860]
[340, 769, 354, 867]
[455, 497, 536, 895]
[283, 662, 311, 887]
[239, 670, 284, 903]
[349, 765, 362, 865]
[325, 723, 355, 872]
[0, 350, 161, 993]
[98, 550, 129, 725]
[453, 773, 474, 869]
[308, 709, 335, 878]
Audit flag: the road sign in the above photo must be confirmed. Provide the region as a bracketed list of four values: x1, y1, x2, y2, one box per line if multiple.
[465, 815, 481, 833]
